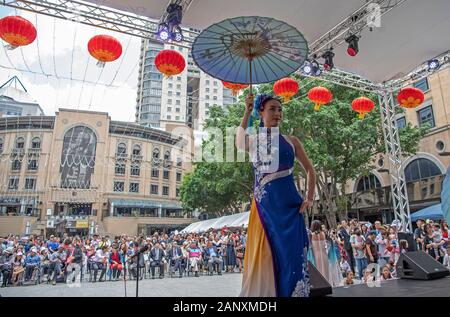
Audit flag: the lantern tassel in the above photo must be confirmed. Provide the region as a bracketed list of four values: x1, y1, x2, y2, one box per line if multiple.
[358, 112, 365, 119]
[5, 44, 18, 50]
[96, 61, 106, 68]
[314, 103, 321, 111]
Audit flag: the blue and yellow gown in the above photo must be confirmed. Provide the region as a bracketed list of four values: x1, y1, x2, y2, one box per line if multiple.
[240, 131, 310, 297]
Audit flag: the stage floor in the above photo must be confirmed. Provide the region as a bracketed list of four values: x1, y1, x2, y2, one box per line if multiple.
[332, 276, 450, 297]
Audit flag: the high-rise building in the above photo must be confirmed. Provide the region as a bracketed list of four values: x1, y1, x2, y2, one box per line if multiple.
[0, 76, 45, 117]
[135, 35, 237, 131]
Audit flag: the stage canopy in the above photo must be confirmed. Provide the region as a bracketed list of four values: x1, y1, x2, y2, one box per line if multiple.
[83, 0, 450, 84]
[180, 211, 249, 233]
[410, 203, 444, 222]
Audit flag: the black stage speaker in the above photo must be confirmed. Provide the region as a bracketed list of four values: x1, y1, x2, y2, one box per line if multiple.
[396, 251, 450, 280]
[397, 232, 417, 252]
[308, 261, 333, 297]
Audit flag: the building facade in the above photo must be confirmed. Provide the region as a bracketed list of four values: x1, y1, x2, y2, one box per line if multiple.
[0, 109, 195, 237]
[344, 66, 450, 223]
[135, 37, 237, 131]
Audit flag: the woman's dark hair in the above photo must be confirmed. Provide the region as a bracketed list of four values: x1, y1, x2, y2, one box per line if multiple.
[310, 220, 322, 234]
[353, 228, 361, 236]
[253, 94, 282, 127]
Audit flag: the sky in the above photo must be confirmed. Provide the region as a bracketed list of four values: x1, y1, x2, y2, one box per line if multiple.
[0, 6, 142, 122]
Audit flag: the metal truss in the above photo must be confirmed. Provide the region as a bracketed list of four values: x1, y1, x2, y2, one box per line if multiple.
[309, 0, 408, 58]
[379, 91, 412, 231]
[2, 0, 197, 43]
[158, 0, 194, 24]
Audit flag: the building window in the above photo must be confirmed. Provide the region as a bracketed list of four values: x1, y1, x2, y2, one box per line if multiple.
[417, 105, 435, 128]
[15, 137, 25, 149]
[175, 108, 180, 113]
[151, 169, 159, 178]
[163, 170, 170, 180]
[206, 88, 210, 93]
[414, 77, 429, 92]
[8, 178, 19, 190]
[213, 96, 218, 101]
[176, 92, 181, 97]
[168, 107, 172, 112]
[168, 99, 172, 104]
[117, 143, 127, 155]
[151, 184, 158, 195]
[153, 148, 160, 159]
[177, 84, 181, 89]
[176, 188, 180, 197]
[213, 89, 218, 93]
[175, 116, 180, 120]
[164, 150, 171, 161]
[356, 173, 382, 192]
[205, 103, 209, 108]
[113, 181, 124, 192]
[132, 145, 141, 156]
[11, 160, 21, 171]
[176, 172, 182, 182]
[176, 157, 182, 167]
[115, 162, 126, 175]
[206, 111, 209, 116]
[28, 159, 38, 171]
[404, 158, 442, 183]
[176, 100, 180, 105]
[163, 186, 169, 196]
[24, 178, 36, 190]
[213, 81, 218, 86]
[206, 95, 210, 100]
[168, 91, 173, 96]
[31, 137, 41, 149]
[396, 117, 406, 129]
[168, 83, 173, 89]
[130, 164, 140, 176]
[0, 138, 3, 154]
[129, 182, 139, 193]
[177, 76, 181, 81]
[167, 115, 172, 120]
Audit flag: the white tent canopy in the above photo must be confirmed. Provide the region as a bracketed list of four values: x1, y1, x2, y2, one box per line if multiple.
[181, 212, 249, 233]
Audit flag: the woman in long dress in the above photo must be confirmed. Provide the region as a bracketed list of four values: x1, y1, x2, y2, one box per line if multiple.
[237, 93, 316, 297]
[309, 221, 330, 283]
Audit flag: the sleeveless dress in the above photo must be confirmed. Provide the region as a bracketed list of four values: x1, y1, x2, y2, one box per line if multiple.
[240, 130, 310, 297]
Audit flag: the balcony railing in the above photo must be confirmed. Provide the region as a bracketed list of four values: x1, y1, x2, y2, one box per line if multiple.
[115, 153, 128, 160]
[11, 148, 25, 155]
[131, 154, 143, 162]
[28, 148, 41, 155]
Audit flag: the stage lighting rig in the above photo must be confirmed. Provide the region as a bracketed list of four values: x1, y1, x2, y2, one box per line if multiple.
[157, 3, 184, 43]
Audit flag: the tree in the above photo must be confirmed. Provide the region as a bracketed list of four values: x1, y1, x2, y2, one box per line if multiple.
[180, 76, 428, 226]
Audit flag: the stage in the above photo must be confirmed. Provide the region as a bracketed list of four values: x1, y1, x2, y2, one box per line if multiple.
[332, 277, 450, 297]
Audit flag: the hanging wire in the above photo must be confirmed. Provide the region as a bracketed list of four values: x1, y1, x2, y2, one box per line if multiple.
[52, 18, 60, 79]
[34, 13, 50, 76]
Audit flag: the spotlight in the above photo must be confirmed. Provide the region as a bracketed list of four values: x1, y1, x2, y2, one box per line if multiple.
[301, 58, 321, 77]
[345, 34, 360, 57]
[301, 61, 313, 75]
[157, 3, 184, 43]
[427, 59, 440, 72]
[322, 48, 335, 71]
[157, 24, 170, 42]
[311, 60, 321, 76]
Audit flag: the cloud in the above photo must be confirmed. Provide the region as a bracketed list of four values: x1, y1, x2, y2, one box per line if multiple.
[0, 9, 142, 121]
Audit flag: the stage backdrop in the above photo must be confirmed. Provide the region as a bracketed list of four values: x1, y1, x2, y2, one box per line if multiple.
[441, 166, 450, 225]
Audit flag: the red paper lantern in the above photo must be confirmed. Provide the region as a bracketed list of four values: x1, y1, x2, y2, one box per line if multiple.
[88, 35, 122, 67]
[273, 78, 299, 103]
[352, 97, 375, 119]
[222, 81, 249, 96]
[397, 87, 424, 109]
[0, 16, 36, 49]
[154, 49, 186, 77]
[307, 86, 332, 110]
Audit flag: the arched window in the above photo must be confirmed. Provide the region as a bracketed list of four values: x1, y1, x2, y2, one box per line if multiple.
[15, 137, 25, 149]
[164, 150, 171, 161]
[153, 148, 160, 159]
[356, 173, 382, 192]
[132, 144, 141, 156]
[404, 158, 442, 182]
[117, 143, 127, 155]
[31, 137, 41, 149]
[0, 138, 3, 154]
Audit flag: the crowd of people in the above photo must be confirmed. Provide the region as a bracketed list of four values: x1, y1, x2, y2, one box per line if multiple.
[307, 218, 450, 287]
[1, 217, 449, 289]
[0, 228, 247, 288]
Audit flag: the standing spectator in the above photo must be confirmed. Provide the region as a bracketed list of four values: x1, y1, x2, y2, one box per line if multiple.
[149, 242, 165, 279]
[350, 228, 367, 280]
[339, 220, 355, 274]
[365, 231, 379, 265]
[234, 239, 245, 273]
[225, 237, 237, 273]
[67, 238, 83, 284]
[414, 219, 426, 251]
[309, 220, 330, 283]
[424, 224, 440, 262]
[376, 227, 391, 267]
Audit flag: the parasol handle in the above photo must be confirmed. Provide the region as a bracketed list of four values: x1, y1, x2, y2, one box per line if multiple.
[249, 57, 253, 95]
